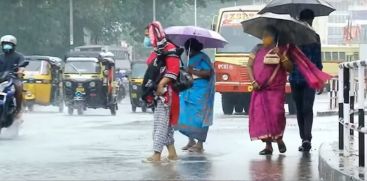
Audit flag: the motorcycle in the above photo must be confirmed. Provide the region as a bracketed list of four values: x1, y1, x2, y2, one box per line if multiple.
[116, 77, 126, 103]
[0, 62, 29, 132]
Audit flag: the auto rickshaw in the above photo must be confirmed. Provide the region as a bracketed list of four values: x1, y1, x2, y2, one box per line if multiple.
[63, 51, 118, 116]
[129, 61, 149, 112]
[23, 56, 64, 112]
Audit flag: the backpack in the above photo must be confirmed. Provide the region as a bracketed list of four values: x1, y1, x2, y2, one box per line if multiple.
[141, 48, 193, 103]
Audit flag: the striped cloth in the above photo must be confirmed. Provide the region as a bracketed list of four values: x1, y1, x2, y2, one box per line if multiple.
[153, 100, 174, 153]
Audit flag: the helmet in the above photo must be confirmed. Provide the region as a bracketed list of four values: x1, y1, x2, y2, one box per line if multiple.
[0, 35, 17, 45]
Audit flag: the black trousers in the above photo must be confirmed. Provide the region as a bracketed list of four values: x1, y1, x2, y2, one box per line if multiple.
[291, 83, 316, 142]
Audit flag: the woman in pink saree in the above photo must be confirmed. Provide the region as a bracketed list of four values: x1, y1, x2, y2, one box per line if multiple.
[247, 26, 293, 155]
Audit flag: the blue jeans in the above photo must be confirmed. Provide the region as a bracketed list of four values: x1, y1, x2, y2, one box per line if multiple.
[291, 83, 316, 142]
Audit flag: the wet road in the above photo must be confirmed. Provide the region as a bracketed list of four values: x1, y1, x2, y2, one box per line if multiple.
[0, 95, 338, 180]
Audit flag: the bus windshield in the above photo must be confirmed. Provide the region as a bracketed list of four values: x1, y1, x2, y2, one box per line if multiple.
[217, 11, 261, 54]
[64, 61, 101, 74]
[217, 25, 260, 53]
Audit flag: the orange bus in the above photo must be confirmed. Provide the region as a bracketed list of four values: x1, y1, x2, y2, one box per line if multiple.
[213, 5, 296, 115]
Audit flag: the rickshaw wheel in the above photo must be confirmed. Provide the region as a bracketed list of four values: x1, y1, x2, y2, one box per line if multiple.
[77, 107, 83, 115]
[68, 107, 73, 115]
[142, 105, 147, 113]
[27, 104, 34, 112]
[132, 105, 137, 113]
[58, 102, 64, 113]
[110, 105, 117, 116]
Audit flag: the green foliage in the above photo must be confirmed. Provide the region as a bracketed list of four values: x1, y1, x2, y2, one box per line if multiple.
[0, 0, 239, 58]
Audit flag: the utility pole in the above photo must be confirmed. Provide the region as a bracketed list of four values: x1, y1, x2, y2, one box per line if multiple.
[153, 0, 156, 21]
[194, 0, 197, 26]
[69, 0, 74, 46]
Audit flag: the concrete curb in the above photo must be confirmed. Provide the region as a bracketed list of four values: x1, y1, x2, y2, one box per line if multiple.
[316, 110, 338, 117]
[319, 142, 364, 181]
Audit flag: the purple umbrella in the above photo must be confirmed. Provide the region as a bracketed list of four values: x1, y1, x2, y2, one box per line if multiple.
[165, 26, 228, 48]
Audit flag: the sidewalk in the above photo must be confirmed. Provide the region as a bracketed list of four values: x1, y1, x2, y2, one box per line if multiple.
[319, 141, 365, 181]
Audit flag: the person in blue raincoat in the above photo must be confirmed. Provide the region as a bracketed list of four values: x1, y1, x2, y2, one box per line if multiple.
[177, 38, 215, 153]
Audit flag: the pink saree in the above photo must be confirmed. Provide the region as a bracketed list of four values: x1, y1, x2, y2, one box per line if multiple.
[249, 47, 287, 141]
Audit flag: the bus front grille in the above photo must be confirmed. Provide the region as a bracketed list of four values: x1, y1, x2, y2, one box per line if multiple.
[239, 67, 249, 82]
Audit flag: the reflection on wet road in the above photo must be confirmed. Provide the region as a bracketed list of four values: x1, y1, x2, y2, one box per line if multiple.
[0, 96, 337, 180]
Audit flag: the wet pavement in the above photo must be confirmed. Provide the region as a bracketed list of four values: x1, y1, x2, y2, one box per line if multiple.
[0, 94, 338, 180]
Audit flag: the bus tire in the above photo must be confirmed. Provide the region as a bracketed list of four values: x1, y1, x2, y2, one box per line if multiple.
[243, 93, 251, 115]
[222, 94, 234, 115]
[235, 104, 244, 113]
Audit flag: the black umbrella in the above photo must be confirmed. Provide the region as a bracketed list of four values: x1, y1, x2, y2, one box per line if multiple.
[258, 0, 336, 18]
[241, 13, 318, 45]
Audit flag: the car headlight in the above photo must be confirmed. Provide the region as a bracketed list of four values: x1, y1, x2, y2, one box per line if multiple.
[222, 74, 229, 81]
[89, 81, 96, 88]
[132, 85, 138, 90]
[65, 81, 72, 87]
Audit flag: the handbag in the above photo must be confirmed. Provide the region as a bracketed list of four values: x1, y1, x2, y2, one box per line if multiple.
[263, 42, 280, 65]
[173, 58, 193, 92]
[263, 51, 280, 64]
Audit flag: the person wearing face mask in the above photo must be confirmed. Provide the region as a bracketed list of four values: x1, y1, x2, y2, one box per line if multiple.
[176, 38, 215, 153]
[0, 35, 26, 117]
[247, 26, 293, 155]
[142, 22, 180, 163]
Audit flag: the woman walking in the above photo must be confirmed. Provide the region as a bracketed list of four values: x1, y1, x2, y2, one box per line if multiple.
[247, 26, 293, 155]
[177, 38, 215, 153]
[143, 21, 180, 162]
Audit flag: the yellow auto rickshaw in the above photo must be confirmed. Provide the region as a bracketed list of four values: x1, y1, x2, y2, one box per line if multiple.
[129, 61, 149, 112]
[23, 56, 64, 112]
[63, 51, 118, 116]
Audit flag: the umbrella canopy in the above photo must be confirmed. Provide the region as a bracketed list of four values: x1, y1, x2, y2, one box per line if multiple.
[258, 0, 335, 18]
[241, 13, 318, 46]
[165, 26, 228, 48]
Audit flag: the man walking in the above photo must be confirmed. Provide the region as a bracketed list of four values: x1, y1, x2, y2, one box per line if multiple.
[289, 9, 323, 152]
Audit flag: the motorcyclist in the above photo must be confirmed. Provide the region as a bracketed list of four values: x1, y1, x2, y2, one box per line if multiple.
[0, 35, 26, 117]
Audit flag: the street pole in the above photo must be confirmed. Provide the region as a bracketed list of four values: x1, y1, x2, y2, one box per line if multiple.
[153, 0, 156, 21]
[194, 0, 197, 26]
[69, 0, 74, 46]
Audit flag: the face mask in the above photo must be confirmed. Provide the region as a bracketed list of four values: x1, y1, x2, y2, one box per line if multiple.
[262, 37, 273, 47]
[143, 36, 152, 48]
[2, 44, 13, 53]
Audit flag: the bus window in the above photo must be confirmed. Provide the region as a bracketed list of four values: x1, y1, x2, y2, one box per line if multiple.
[339, 52, 346, 61]
[354, 52, 360, 61]
[332, 52, 338, 61]
[325, 52, 332, 61]
[321, 52, 326, 61]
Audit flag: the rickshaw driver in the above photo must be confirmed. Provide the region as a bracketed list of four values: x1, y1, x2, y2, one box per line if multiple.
[0, 35, 26, 117]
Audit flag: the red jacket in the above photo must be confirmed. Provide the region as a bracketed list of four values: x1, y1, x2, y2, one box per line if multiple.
[146, 43, 180, 125]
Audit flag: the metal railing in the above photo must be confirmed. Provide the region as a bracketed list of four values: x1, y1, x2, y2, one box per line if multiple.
[329, 78, 338, 110]
[338, 60, 367, 167]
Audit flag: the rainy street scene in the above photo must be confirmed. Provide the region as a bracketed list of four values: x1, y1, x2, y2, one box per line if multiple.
[0, 0, 367, 181]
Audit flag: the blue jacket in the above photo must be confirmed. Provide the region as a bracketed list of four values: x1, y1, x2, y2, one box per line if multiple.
[289, 35, 323, 85]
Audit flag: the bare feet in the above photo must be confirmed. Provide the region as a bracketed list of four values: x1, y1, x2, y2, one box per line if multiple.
[144, 152, 161, 163]
[167, 144, 178, 160]
[182, 139, 196, 150]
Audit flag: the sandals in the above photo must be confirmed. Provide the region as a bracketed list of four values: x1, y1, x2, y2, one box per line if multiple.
[182, 142, 196, 150]
[278, 142, 287, 153]
[259, 149, 273, 155]
[188, 145, 204, 153]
